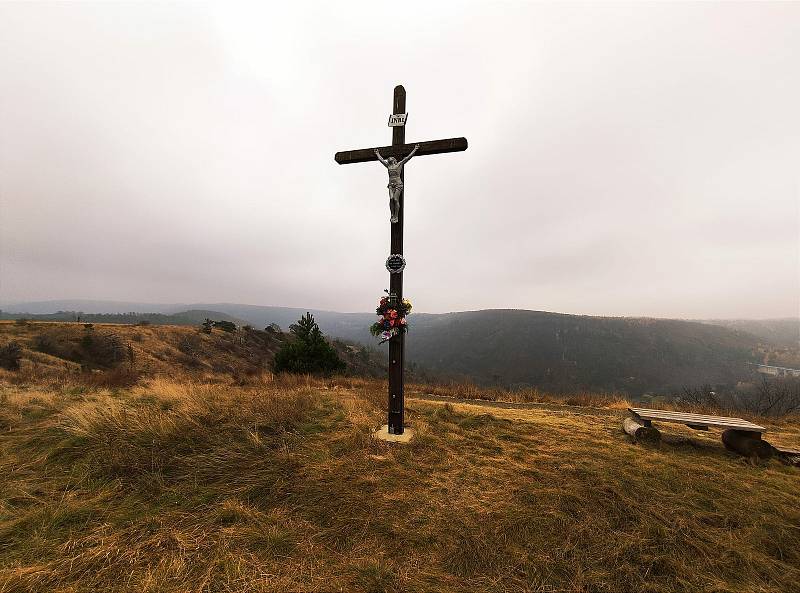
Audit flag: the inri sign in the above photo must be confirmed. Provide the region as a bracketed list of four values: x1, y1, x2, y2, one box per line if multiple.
[388, 113, 408, 127]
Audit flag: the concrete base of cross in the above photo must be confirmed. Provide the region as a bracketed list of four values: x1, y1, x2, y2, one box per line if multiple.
[372, 425, 414, 443]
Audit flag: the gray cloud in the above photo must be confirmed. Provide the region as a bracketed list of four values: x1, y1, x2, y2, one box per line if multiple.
[1, 2, 797, 318]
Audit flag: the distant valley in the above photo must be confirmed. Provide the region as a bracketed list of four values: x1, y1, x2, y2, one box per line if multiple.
[3, 299, 798, 395]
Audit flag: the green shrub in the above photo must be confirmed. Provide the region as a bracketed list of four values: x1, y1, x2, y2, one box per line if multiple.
[212, 320, 236, 333]
[273, 313, 345, 375]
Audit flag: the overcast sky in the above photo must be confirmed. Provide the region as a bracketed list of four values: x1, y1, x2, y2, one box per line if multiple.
[0, 2, 797, 318]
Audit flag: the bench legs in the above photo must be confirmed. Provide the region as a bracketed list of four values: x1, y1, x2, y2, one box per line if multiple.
[623, 415, 661, 443]
[721, 429, 773, 460]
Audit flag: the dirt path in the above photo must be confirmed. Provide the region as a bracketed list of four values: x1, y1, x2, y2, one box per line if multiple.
[407, 392, 622, 418]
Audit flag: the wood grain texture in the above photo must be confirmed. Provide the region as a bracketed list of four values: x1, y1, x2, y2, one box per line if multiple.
[722, 429, 773, 459]
[388, 84, 406, 435]
[623, 417, 661, 443]
[333, 84, 469, 435]
[628, 407, 766, 432]
[335, 137, 468, 165]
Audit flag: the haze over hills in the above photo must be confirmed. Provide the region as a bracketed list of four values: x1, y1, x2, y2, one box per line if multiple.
[0, 299, 194, 315]
[0, 300, 370, 332]
[406, 310, 761, 394]
[0, 300, 376, 343]
[3, 299, 794, 394]
[0, 308, 249, 328]
[698, 318, 800, 348]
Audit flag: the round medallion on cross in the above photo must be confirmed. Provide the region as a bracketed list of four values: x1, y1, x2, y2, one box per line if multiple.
[385, 254, 406, 274]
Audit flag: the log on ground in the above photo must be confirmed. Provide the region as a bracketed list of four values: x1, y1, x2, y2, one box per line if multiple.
[721, 429, 773, 460]
[623, 417, 661, 443]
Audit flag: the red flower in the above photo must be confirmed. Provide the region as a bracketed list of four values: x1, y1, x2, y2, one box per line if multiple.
[389, 310, 398, 319]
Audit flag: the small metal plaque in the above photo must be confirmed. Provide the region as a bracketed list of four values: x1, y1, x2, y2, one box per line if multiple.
[385, 254, 406, 273]
[388, 113, 408, 127]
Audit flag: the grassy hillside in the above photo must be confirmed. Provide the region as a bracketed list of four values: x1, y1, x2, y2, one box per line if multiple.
[0, 373, 798, 592]
[0, 321, 385, 380]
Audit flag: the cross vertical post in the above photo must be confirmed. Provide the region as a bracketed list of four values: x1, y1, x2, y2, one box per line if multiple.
[334, 85, 467, 437]
[388, 85, 406, 434]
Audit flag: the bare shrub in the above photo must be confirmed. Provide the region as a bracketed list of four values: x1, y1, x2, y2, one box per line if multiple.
[739, 377, 800, 417]
[0, 341, 22, 370]
[679, 378, 800, 418]
[680, 384, 720, 407]
[81, 367, 141, 388]
[82, 331, 128, 367]
[33, 332, 61, 356]
[177, 334, 203, 356]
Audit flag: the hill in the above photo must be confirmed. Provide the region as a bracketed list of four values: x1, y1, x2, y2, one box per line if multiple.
[0, 299, 192, 315]
[0, 309, 249, 327]
[404, 310, 762, 394]
[0, 373, 798, 592]
[701, 318, 800, 348]
[1, 300, 776, 394]
[0, 299, 372, 335]
[0, 321, 385, 380]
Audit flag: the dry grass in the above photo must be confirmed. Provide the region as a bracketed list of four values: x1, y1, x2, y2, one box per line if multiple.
[411, 380, 632, 410]
[1, 374, 799, 593]
[0, 320, 283, 380]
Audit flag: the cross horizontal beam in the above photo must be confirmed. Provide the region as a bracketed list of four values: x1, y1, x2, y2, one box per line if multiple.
[334, 137, 467, 165]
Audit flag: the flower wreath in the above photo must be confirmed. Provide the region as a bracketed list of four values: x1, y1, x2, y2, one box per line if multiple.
[369, 293, 412, 344]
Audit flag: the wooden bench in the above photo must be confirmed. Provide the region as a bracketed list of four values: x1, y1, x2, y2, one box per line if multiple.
[625, 407, 773, 458]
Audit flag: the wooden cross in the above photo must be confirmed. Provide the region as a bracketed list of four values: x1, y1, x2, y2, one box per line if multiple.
[334, 85, 468, 435]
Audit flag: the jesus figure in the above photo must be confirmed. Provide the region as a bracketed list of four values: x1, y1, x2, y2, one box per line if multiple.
[375, 144, 419, 223]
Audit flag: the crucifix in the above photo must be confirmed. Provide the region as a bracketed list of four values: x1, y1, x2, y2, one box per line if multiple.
[335, 85, 468, 435]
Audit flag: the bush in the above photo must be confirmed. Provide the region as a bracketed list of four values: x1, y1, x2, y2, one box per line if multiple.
[177, 335, 202, 355]
[681, 378, 800, 417]
[81, 330, 128, 367]
[741, 377, 800, 417]
[273, 313, 345, 375]
[34, 333, 59, 356]
[0, 341, 22, 370]
[680, 384, 720, 407]
[81, 366, 140, 388]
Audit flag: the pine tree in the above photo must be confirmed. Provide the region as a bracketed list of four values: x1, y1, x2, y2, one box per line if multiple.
[212, 320, 237, 333]
[274, 313, 345, 375]
[289, 313, 322, 343]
